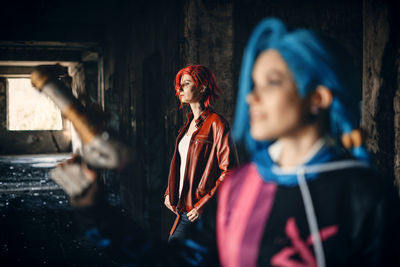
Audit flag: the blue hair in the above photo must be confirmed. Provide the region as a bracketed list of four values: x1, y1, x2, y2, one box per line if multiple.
[232, 18, 369, 161]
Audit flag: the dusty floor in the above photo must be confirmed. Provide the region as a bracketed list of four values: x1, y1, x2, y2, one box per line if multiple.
[0, 154, 118, 266]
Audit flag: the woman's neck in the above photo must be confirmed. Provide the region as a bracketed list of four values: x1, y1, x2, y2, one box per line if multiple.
[189, 102, 204, 120]
[277, 124, 322, 168]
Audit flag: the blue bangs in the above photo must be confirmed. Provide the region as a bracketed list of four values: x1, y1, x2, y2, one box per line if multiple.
[232, 18, 286, 152]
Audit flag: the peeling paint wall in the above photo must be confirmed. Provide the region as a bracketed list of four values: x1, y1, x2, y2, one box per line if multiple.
[362, 0, 400, 186]
[183, 0, 235, 123]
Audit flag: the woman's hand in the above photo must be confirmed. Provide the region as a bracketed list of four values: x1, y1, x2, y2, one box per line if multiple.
[187, 208, 200, 222]
[164, 195, 177, 214]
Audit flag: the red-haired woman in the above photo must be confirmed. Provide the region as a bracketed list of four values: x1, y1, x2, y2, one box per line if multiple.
[164, 65, 238, 243]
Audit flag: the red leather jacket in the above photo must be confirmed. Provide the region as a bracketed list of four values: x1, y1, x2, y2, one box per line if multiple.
[165, 109, 238, 231]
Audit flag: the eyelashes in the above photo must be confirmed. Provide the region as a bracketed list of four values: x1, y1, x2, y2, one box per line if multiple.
[268, 79, 282, 86]
[180, 82, 190, 88]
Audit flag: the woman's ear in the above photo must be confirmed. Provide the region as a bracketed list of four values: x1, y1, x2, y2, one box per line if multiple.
[310, 85, 333, 113]
[200, 85, 207, 94]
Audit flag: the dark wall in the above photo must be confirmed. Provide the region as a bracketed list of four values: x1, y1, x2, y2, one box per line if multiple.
[182, 0, 235, 122]
[101, 1, 185, 238]
[362, 0, 400, 186]
[0, 0, 107, 43]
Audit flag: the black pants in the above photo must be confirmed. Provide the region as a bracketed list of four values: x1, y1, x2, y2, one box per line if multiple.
[168, 212, 199, 243]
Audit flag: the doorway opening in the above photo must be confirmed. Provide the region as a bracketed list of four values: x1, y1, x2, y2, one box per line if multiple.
[7, 78, 63, 131]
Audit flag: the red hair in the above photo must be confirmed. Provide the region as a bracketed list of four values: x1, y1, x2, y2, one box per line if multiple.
[175, 65, 223, 109]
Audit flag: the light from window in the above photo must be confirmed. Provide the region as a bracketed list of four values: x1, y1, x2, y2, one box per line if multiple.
[7, 78, 63, 130]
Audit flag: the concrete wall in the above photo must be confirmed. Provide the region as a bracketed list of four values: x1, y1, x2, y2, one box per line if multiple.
[183, 0, 235, 123]
[362, 0, 400, 186]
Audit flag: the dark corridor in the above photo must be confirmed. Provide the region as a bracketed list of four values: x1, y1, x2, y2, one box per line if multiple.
[0, 0, 400, 266]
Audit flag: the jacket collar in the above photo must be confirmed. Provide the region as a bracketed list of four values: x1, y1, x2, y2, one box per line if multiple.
[186, 108, 212, 128]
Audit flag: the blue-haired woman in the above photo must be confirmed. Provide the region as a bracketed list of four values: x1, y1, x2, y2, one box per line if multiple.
[217, 18, 399, 267]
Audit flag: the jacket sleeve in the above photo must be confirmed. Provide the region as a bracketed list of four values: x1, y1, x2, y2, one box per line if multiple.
[194, 122, 239, 212]
[164, 187, 169, 197]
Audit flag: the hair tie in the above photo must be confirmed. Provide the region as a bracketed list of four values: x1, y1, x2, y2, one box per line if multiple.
[341, 129, 363, 149]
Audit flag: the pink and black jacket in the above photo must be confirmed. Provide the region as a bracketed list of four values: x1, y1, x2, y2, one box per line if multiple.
[217, 143, 399, 267]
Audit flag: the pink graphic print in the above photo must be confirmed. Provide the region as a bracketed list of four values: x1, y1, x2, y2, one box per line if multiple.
[271, 217, 338, 267]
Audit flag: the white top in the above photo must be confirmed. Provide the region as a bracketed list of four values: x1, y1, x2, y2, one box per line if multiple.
[268, 138, 326, 171]
[178, 134, 191, 198]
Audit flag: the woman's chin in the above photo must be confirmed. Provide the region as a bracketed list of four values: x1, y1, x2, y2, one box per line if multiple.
[250, 130, 275, 142]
